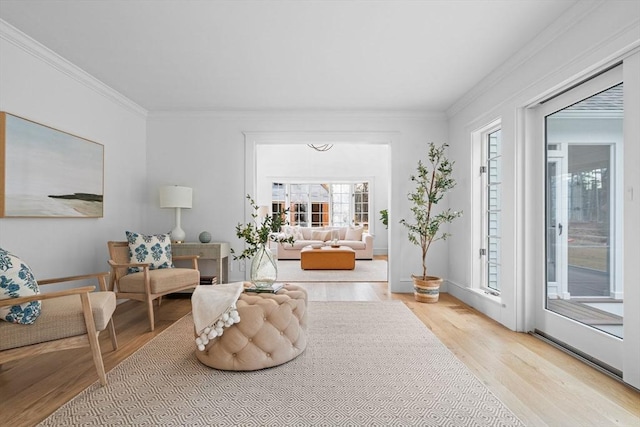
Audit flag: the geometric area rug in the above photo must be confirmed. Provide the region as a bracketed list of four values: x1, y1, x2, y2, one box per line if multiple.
[39, 301, 524, 426]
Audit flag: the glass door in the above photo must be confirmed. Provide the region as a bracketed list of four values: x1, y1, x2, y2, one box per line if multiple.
[546, 153, 568, 301]
[534, 66, 625, 374]
[547, 143, 621, 337]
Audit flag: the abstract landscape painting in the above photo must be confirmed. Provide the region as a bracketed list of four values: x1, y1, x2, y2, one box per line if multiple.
[0, 112, 104, 218]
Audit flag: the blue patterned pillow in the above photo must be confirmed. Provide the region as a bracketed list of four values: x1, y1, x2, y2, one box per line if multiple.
[0, 247, 42, 324]
[125, 231, 174, 274]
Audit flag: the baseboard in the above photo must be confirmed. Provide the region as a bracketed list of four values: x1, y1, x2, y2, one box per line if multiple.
[445, 280, 506, 327]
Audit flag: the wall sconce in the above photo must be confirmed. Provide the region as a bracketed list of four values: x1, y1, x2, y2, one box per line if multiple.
[159, 185, 192, 243]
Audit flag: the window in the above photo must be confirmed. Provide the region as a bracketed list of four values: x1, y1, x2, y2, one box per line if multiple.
[353, 183, 369, 227]
[330, 184, 351, 227]
[309, 184, 330, 227]
[484, 128, 502, 292]
[473, 120, 502, 294]
[289, 184, 309, 226]
[271, 183, 286, 225]
[271, 182, 370, 230]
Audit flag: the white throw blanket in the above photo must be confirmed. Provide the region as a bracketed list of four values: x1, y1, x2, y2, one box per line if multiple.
[191, 282, 244, 351]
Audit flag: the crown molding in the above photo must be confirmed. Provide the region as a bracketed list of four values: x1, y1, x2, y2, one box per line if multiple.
[147, 108, 445, 121]
[0, 19, 147, 118]
[446, 0, 606, 118]
[242, 130, 400, 145]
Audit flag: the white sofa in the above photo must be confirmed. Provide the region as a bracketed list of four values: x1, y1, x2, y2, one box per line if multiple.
[275, 226, 373, 260]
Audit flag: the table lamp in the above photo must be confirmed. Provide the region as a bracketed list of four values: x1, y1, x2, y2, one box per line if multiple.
[159, 185, 192, 243]
[257, 205, 269, 220]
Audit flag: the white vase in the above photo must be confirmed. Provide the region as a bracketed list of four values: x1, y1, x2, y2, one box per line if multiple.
[250, 244, 277, 288]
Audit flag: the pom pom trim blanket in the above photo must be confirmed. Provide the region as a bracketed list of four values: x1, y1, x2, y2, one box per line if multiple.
[191, 282, 244, 351]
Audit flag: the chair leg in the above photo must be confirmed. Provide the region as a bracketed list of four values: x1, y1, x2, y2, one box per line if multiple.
[107, 318, 118, 350]
[88, 332, 107, 386]
[80, 293, 108, 386]
[147, 298, 155, 331]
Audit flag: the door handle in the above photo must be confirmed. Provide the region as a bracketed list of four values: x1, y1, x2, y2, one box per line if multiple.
[558, 223, 563, 236]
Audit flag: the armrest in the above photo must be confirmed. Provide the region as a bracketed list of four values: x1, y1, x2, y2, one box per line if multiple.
[362, 233, 373, 247]
[39, 271, 110, 292]
[0, 285, 96, 308]
[38, 272, 110, 286]
[173, 255, 199, 270]
[108, 259, 149, 270]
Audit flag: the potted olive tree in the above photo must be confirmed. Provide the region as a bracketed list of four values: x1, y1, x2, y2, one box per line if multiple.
[400, 142, 462, 303]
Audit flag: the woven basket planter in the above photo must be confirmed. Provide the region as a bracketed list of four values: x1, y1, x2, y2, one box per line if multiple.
[412, 275, 443, 303]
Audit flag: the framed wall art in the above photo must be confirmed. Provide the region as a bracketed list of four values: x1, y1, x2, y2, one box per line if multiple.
[0, 112, 104, 218]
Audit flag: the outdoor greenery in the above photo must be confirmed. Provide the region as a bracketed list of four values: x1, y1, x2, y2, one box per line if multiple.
[400, 142, 462, 279]
[232, 195, 294, 260]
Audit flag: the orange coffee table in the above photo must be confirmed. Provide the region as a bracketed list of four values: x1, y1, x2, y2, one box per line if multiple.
[300, 245, 356, 270]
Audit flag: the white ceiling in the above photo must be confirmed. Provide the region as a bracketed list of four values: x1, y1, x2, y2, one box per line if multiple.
[0, 0, 578, 112]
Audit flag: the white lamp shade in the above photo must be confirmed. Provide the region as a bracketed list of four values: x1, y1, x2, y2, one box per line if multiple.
[160, 186, 193, 208]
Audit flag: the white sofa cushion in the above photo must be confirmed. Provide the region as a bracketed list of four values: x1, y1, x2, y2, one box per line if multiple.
[311, 229, 331, 241]
[282, 226, 304, 241]
[300, 227, 314, 240]
[281, 240, 324, 250]
[345, 226, 364, 241]
[324, 227, 347, 239]
[338, 240, 366, 250]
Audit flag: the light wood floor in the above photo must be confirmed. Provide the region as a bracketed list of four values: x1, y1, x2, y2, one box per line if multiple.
[1, 282, 638, 426]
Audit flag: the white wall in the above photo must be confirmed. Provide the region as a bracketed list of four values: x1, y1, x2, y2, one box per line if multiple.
[255, 143, 390, 254]
[145, 112, 447, 288]
[445, 0, 639, 330]
[0, 18, 449, 292]
[0, 22, 148, 282]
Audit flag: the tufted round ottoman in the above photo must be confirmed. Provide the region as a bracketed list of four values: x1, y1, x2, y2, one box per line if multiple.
[195, 284, 308, 371]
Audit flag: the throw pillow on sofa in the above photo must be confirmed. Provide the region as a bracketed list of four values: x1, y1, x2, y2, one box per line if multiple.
[0, 247, 42, 324]
[283, 225, 304, 241]
[311, 229, 331, 241]
[292, 227, 304, 241]
[345, 226, 364, 241]
[324, 227, 347, 240]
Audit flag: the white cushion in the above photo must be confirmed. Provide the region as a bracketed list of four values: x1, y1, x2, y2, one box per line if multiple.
[282, 225, 294, 237]
[282, 226, 305, 241]
[345, 226, 364, 241]
[126, 231, 174, 273]
[292, 227, 304, 241]
[300, 227, 314, 240]
[322, 227, 341, 240]
[311, 230, 331, 241]
[338, 240, 366, 250]
[0, 248, 42, 324]
[285, 240, 324, 250]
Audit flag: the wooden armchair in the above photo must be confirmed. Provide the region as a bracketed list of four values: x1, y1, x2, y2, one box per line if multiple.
[0, 272, 118, 386]
[107, 241, 200, 331]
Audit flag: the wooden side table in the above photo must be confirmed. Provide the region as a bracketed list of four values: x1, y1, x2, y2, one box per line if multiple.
[173, 242, 230, 283]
